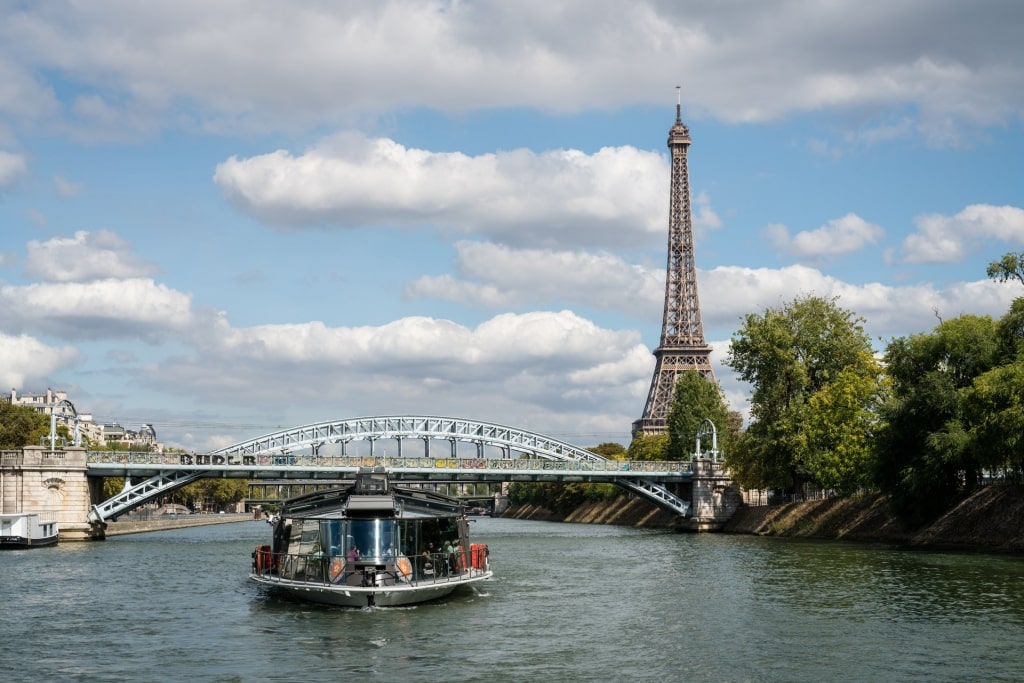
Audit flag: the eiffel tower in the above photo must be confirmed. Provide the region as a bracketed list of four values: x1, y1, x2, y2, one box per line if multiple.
[632, 89, 716, 437]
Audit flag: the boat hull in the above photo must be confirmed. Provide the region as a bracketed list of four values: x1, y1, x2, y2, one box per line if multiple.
[0, 513, 58, 549]
[250, 569, 492, 607]
[0, 534, 59, 549]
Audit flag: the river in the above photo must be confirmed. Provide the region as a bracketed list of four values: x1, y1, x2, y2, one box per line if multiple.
[1, 517, 1021, 682]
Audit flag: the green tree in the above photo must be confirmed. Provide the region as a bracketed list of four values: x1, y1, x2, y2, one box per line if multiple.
[0, 402, 50, 449]
[664, 370, 732, 461]
[589, 442, 627, 459]
[804, 358, 885, 493]
[873, 314, 1000, 524]
[178, 478, 249, 510]
[986, 251, 1024, 286]
[726, 295, 880, 493]
[627, 432, 668, 461]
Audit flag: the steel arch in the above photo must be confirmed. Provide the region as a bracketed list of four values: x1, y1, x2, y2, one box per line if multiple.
[211, 415, 607, 462]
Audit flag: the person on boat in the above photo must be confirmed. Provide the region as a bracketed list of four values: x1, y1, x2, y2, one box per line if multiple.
[443, 540, 456, 575]
[348, 545, 360, 563]
[420, 543, 435, 577]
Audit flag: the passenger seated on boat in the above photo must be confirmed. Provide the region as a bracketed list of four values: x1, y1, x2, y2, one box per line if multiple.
[420, 544, 435, 577]
[348, 546, 360, 563]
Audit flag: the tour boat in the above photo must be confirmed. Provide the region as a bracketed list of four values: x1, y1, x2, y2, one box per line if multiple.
[250, 469, 492, 607]
[0, 512, 59, 549]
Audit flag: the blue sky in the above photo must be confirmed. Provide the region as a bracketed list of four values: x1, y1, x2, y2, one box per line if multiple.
[2, 1, 1023, 450]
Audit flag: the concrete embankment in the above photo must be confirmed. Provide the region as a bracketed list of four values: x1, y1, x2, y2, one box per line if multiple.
[105, 513, 256, 537]
[502, 497, 680, 528]
[503, 484, 1024, 553]
[723, 485, 1024, 553]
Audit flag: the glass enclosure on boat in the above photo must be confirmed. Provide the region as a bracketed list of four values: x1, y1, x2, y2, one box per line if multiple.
[275, 514, 468, 581]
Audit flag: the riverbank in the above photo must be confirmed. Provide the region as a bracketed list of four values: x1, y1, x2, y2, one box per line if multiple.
[502, 484, 1024, 553]
[104, 513, 255, 537]
[724, 484, 1024, 553]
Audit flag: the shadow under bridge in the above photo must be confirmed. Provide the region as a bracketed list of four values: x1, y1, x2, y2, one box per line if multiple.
[87, 416, 693, 522]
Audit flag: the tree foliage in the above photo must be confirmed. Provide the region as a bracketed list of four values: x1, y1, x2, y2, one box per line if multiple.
[725, 295, 881, 493]
[0, 402, 50, 449]
[664, 370, 733, 461]
[986, 251, 1024, 286]
[589, 442, 628, 459]
[177, 478, 250, 510]
[872, 314, 1000, 524]
[627, 432, 669, 461]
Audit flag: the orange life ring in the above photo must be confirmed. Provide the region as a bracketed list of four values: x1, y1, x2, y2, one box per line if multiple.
[330, 557, 344, 580]
[396, 556, 412, 579]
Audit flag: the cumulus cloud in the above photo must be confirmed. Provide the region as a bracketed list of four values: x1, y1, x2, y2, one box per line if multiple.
[141, 309, 655, 443]
[1, 3, 1019, 140]
[0, 333, 82, 388]
[766, 213, 885, 259]
[0, 150, 27, 187]
[901, 204, 1024, 263]
[699, 264, 1020, 342]
[214, 134, 666, 247]
[405, 241, 663, 313]
[24, 230, 161, 282]
[0, 278, 193, 340]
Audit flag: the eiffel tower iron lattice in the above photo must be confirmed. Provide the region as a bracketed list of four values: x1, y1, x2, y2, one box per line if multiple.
[633, 91, 716, 437]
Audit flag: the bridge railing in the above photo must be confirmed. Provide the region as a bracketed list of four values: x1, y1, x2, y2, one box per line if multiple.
[85, 452, 695, 474]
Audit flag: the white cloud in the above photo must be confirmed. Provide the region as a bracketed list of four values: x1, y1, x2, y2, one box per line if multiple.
[214, 134, 666, 247]
[902, 204, 1024, 263]
[699, 264, 1020, 342]
[24, 230, 161, 282]
[0, 150, 27, 187]
[692, 191, 723, 233]
[766, 213, 885, 259]
[405, 241, 663, 313]
[0, 278, 193, 340]
[53, 175, 82, 198]
[140, 309, 654, 446]
[1, 3, 1020, 140]
[0, 333, 82, 388]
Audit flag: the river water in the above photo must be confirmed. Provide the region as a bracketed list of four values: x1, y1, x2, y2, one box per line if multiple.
[1, 517, 1022, 682]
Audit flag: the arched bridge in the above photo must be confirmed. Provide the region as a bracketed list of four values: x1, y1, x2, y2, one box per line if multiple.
[87, 416, 701, 523]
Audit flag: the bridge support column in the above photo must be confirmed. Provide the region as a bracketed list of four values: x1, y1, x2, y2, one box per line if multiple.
[683, 458, 741, 531]
[1, 446, 105, 541]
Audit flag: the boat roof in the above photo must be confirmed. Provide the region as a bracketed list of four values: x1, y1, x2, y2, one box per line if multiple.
[279, 470, 465, 520]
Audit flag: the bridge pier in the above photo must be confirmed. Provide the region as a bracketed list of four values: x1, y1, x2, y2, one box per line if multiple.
[1, 446, 106, 541]
[682, 458, 741, 531]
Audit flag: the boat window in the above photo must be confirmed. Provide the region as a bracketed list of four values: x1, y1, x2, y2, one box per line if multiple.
[348, 519, 397, 562]
[321, 520, 345, 557]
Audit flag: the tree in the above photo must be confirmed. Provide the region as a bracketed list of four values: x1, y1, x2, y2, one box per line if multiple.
[803, 358, 885, 494]
[986, 251, 1024, 286]
[725, 295, 881, 493]
[178, 478, 250, 510]
[0, 402, 50, 449]
[627, 433, 668, 461]
[589, 442, 628, 460]
[664, 370, 732, 461]
[873, 314, 1000, 524]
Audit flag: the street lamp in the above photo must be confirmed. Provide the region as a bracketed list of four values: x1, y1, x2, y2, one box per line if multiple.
[694, 418, 719, 462]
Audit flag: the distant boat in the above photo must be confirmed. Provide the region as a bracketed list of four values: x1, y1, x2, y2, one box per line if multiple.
[250, 469, 492, 607]
[0, 513, 59, 549]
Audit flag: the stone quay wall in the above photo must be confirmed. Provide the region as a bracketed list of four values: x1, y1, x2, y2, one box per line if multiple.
[1, 446, 100, 540]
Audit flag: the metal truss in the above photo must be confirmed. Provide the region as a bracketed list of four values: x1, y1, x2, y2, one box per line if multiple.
[88, 470, 207, 522]
[618, 478, 691, 517]
[211, 415, 608, 462]
[86, 415, 695, 519]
